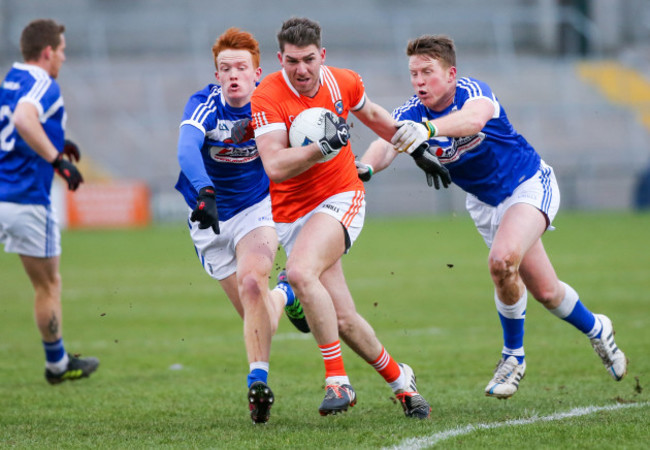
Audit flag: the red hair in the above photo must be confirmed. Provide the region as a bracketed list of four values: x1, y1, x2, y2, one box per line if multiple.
[212, 27, 260, 70]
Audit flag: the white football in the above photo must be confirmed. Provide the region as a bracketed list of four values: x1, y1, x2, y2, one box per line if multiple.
[289, 107, 337, 162]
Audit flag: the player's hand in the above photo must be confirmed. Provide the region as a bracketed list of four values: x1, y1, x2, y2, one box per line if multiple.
[410, 143, 451, 190]
[63, 139, 81, 162]
[355, 160, 373, 182]
[52, 153, 84, 191]
[318, 112, 349, 158]
[191, 186, 220, 234]
[230, 118, 255, 144]
[391, 120, 430, 154]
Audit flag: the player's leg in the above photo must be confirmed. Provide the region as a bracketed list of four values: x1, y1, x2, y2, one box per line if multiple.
[235, 225, 277, 364]
[285, 212, 355, 415]
[233, 226, 280, 424]
[323, 260, 431, 419]
[484, 202, 545, 398]
[10, 202, 99, 384]
[520, 240, 627, 381]
[21, 254, 99, 384]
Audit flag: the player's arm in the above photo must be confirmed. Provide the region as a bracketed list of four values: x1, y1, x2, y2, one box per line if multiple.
[177, 124, 220, 234]
[356, 138, 398, 181]
[13, 102, 60, 163]
[14, 101, 83, 190]
[429, 97, 495, 138]
[255, 130, 323, 183]
[350, 96, 398, 143]
[393, 98, 495, 153]
[177, 124, 212, 190]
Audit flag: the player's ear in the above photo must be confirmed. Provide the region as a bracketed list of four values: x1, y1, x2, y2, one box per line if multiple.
[448, 65, 456, 82]
[277, 51, 283, 64]
[321, 47, 326, 63]
[214, 70, 220, 83]
[41, 45, 53, 61]
[255, 67, 262, 81]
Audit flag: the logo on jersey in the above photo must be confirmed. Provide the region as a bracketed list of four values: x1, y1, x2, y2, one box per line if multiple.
[334, 100, 344, 115]
[430, 132, 486, 163]
[209, 144, 259, 164]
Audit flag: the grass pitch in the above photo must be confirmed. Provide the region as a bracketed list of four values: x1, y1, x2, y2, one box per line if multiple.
[0, 212, 648, 448]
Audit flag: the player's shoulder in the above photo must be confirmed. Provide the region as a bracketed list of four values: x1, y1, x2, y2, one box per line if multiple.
[392, 95, 423, 119]
[456, 76, 492, 98]
[187, 83, 221, 104]
[251, 71, 286, 107]
[322, 65, 362, 84]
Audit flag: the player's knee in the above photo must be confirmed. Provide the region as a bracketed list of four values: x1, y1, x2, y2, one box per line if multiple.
[238, 271, 264, 305]
[337, 316, 356, 341]
[488, 251, 519, 284]
[285, 265, 314, 299]
[531, 284, 561, 308]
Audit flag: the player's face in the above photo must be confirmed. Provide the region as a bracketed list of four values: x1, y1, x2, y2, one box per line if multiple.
[278, 44, 325, 98]
[408, 54, 456, 112]
[48, 34, 66, 79]
[215, 49, 262, 108]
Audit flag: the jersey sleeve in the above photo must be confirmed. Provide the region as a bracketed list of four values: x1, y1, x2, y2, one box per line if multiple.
[391, 96, 422, 121]
[180, 87, 217, 134]
[457, 77, 500, 119]
[17, 77, 59, 120]
[251, 86, 287, 137]
[333, 68, 366, 112]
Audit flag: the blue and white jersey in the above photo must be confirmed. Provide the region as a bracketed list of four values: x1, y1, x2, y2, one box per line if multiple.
[393, 77, 540, 206]
[175, 84, 269, 221]
[0, 63, 66, 205]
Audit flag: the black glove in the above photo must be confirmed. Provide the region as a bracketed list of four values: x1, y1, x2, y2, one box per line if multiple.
[318, 112, 350, 158]
[230, 118, 255, 144]
[191, 186, 219, 234]
[355, 160, 373, 182]
[52, 153, 83, 191]
[63, 139, 81, 162]
[410, 143, 451, 190]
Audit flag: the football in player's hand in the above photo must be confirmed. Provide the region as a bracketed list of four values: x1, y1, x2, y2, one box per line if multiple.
[289, 107, 342, 163]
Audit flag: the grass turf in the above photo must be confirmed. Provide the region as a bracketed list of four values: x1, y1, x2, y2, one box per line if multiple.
[0, 211, 648, 448]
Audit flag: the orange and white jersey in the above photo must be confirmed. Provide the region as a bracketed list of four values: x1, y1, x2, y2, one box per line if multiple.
[251, 65, 366, 223]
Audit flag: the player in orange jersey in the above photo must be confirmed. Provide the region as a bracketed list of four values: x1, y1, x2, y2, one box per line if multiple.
[251, 17, 444, 418]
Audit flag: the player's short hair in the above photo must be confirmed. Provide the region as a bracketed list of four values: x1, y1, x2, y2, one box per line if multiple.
[212, 27, 260, 70]
[20, 19, 65, 62]
[406, 35, 456, 68]
[277, 17, 321, 53]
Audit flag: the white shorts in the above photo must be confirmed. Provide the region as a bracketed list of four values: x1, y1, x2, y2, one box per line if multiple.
[466, 161, 560, 248]
[276, 190, 365, 256]
[0, 202, 61, 258]
[189, 195, 275, 281]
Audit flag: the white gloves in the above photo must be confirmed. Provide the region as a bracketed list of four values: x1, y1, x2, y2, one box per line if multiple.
[391, 120, 434, 154]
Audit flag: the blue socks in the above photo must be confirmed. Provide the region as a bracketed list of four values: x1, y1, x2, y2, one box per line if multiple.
[247, 362, 269, 388]
[275, 281, 295, 306]
[495, 290, 527, 364]
[43, 338, 65, 363]
[549, 281, 601, 338]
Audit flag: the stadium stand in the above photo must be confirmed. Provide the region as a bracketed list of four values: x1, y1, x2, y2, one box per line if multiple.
[1, 0, 648, 220]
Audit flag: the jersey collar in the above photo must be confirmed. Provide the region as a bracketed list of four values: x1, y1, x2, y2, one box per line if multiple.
[281, 66, 324, 98]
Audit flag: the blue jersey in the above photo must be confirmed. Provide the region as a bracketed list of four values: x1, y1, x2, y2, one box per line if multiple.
[0, 63, 66, 205]
[393, 77, 540, 206]
[175, 84, 269, 221]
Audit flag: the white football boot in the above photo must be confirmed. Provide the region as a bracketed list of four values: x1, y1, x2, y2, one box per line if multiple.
[590, 314, 627, 381]
[485, 355, 526, 399]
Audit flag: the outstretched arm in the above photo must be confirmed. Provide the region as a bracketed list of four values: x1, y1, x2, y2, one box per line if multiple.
[351, 96, 398, 143]
[359, 138, 398, 175]
[393, 98, 495, 153]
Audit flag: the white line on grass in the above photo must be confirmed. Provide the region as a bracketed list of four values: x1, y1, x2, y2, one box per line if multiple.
[386, 402, 649, 450]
